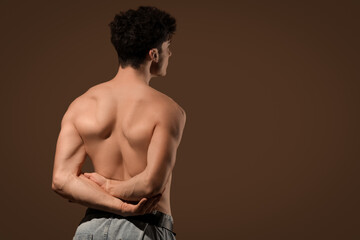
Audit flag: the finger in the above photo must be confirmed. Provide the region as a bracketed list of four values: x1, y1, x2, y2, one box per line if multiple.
[151, 194, 162, 203]
[151, 194, 161, 204]
[137, 198, 148, 209]
[143, 195, 161, 214]
[150, 195, 162, 209]
[83, 173, 90, 178]
[138, 197, 156, 214]
[131, 198, 149, 215]
[92, 172, 102, 178]
[121, 198, 146, 216]
[89, 176, 100, 185]
[147, 201, 158, 213]
[151, 194, 162, 205]
[130, 196, 161, 216]
[147, 201, 160, 213]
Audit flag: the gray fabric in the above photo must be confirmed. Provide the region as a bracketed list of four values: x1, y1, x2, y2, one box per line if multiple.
[73, 208, 176, 240]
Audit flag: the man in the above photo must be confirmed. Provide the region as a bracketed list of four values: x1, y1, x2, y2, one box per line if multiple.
[51, 6, 186, 240]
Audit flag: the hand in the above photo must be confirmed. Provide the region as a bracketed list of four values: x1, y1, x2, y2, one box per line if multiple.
[119, 193, 162, 217]
[84, 172, 109, 191]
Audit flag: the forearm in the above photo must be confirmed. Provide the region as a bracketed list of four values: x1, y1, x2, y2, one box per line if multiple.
[107, 170, 165, 201]
[53, 173, 127, 215]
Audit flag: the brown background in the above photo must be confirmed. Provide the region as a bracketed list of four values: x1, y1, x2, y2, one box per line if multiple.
[1, 0, 359, 239]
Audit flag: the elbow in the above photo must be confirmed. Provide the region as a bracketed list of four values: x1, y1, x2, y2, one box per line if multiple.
[144, 177, 165, 197]
[51, 182, 58, 191]
[51, 178, 62, 193]
[51, 173, 66, 193]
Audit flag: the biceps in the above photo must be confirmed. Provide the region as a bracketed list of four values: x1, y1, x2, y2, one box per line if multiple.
[53, 121, 87, 182]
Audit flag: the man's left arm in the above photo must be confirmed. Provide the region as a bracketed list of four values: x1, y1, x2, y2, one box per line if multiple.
[85, 105, 186, 201]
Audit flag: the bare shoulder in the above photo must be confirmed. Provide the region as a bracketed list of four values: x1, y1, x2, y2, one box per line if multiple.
[62, 84, 114, 123]
[63, 91, 93, 118]
[148, 88, 186, 119]
[145, 89, 186, 138]
[61, 95, 90, 123]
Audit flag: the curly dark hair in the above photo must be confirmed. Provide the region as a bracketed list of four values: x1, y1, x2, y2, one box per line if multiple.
[109, 6, 177, 69]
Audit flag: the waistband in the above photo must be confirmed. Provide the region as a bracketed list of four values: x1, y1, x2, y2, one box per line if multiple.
[83, 208, 175, 235]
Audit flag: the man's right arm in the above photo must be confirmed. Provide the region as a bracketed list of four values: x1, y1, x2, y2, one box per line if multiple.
[52, 172, 147, 216]
[85, 105, 186, 201]
[52, 102, 160, 216]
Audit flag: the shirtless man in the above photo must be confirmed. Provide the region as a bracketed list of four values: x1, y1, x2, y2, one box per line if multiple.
[51, 6, 186, 239]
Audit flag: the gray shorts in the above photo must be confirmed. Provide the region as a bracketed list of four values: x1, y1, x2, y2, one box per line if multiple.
[73, 208, 176, 240]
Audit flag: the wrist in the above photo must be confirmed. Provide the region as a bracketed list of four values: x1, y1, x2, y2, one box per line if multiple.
[110, 198, 125, 215]
[112, 199, 134, 217]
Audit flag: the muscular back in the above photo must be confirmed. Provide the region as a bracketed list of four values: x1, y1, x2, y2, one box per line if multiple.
[69, 81, 184, 215]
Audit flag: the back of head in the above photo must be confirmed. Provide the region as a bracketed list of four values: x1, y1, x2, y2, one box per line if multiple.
[109, 6, 177, 69]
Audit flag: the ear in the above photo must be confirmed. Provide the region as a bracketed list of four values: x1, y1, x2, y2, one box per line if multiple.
[148, 48, 159, 62]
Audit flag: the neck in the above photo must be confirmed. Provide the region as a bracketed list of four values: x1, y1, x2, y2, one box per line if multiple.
[111, 63, 152, 86]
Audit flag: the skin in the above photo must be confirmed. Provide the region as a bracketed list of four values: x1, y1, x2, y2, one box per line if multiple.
[52, 39, 186, 217]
